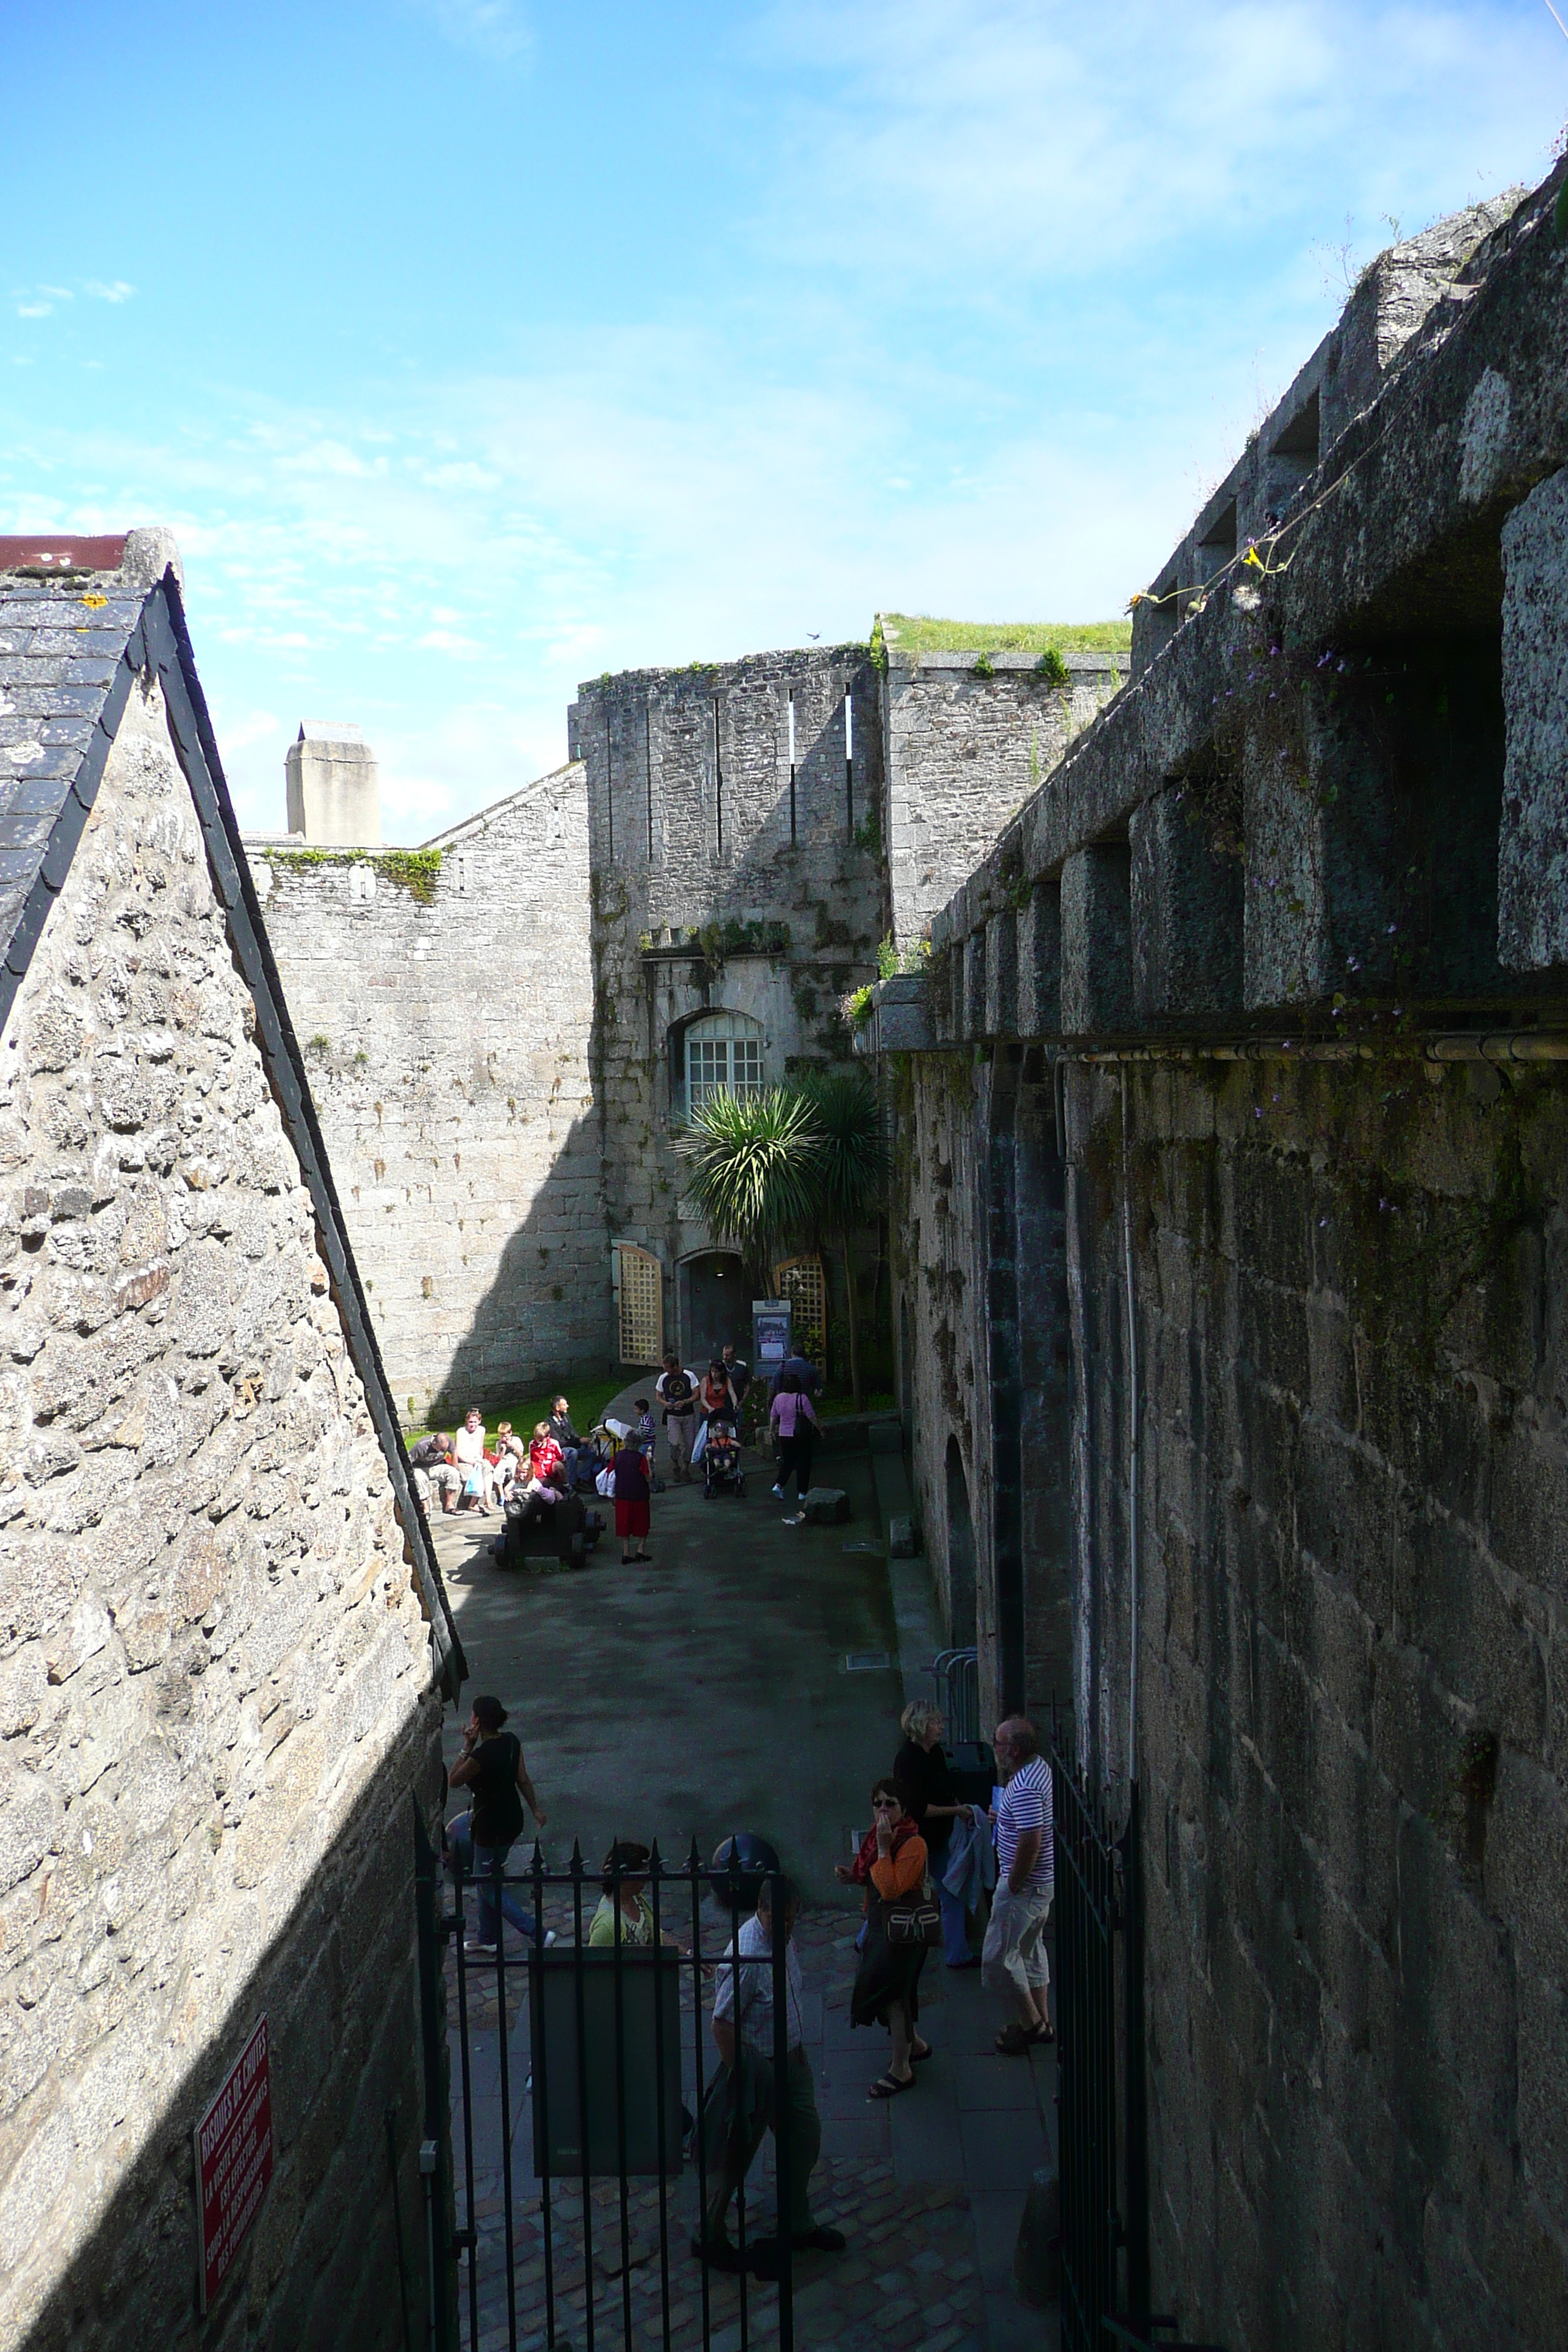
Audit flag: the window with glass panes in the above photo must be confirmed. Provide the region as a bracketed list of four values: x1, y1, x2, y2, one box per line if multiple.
[684, 1014, 765, 1114]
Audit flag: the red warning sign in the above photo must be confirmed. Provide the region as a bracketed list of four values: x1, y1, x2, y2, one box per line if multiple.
[195, 2016, 273, 2310]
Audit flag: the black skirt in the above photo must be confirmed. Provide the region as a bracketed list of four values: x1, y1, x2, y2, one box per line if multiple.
[850, 1894, 928, 2029]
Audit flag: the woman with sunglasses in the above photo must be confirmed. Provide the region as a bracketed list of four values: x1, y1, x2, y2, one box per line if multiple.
[835, 1776, 932, 2097]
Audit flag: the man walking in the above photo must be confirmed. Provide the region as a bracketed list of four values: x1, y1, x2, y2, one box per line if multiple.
[655, 1353, 698, 1482]
[984, 1715, 1055, 2054]
[693, 1876, 844, 2280]
[448, 1696, 549, 1952]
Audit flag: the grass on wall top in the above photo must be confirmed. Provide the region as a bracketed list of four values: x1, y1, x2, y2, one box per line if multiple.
[875, 613, 1133, 656]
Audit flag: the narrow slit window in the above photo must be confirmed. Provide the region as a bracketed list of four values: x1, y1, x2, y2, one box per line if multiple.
[713, 698, 723, 859]
[845, 690, 854, 839]
[788, 693, 797, 845]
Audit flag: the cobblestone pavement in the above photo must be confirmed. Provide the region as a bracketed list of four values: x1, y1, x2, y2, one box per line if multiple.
[445, 1904, 1057, 2351]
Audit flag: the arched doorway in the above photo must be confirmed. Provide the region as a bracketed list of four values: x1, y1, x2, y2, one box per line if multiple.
[679, 1248, 747, 1364]
[946, 1436, 977, 1650]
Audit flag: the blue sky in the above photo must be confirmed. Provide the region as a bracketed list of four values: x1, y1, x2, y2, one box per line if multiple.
[3, 1, 1564, 840]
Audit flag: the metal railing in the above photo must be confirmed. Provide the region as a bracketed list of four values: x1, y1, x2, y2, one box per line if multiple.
[1051, 1730, 1153, 2352]
[415, 1816, 799, 2352]
[927, 1647, 980, 1745]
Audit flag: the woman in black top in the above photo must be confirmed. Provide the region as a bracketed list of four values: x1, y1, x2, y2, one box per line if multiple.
[448, 1696, 548, 1953]
[892, 1700, 978, 1969]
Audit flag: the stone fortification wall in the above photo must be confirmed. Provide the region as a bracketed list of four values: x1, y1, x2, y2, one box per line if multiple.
[249, 762, 603, 1419]
[573, 651, 886, 1359]
[1057, 1049, 1568, 2348]
[870, 161, 1568, 2348]
[0, 677, 444, 2346]
[883, 649, 1126, 951]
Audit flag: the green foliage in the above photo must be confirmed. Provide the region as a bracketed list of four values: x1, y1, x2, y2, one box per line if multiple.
[674, 1071, 885, 1264]
[875, 933, 930, 979]
[844, 984, 875, 1028]
[675, 1088, 826, 1271]
[1033, 647, 1070, 687]
[796, 1068, 888, 1235]
[306, 1033, 331, 1055]
[973, 652, 995, 678]
[876, 612, 1132, 657]
[268, 846, 443, 902]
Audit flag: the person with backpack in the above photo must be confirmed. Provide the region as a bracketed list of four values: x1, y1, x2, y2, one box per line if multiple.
[655, 1353, 699, 1482]
[769, 1373, 820, 1504]
[448, 1696, 549, 1953]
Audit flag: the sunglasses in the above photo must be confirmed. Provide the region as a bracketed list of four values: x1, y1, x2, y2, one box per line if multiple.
[872, 1798, 899, 1811]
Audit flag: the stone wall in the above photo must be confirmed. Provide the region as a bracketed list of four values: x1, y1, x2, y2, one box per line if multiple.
[872, 162, 1568, 2349]
[573, 651, 887, 1363]
[1, 676, 445, 2347]
[883, 650, 1126, 951]
[249, 763, 604, 1418]
[1066, 1049, 1568, 2349]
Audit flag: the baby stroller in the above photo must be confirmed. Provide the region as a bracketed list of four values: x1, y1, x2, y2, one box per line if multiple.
[702, 1411, 745, 1499]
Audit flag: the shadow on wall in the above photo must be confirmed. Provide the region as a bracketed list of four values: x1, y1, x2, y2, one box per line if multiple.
[18, 1730, 442, 2352]
[430, 1101, 611, 1421]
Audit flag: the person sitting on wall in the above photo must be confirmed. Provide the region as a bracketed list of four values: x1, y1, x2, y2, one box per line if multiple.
[547, 1395, 584, 1491]
[453, 1406, 491, 1515]
[492, 1422, 527, 1499]
[656, 1354, 699, 1483]
[410, 1430, 461, 1515]
[524, 1421, 570, 1503]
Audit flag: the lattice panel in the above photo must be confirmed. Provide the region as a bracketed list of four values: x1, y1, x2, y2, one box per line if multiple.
[773, 1254, 827, 1372]
[614, 1244, 663, 1366]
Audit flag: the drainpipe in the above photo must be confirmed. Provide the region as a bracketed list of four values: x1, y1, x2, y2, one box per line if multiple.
[1120, 1066, 1140, 1786]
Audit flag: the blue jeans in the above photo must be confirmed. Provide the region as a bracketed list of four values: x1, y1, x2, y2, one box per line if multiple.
[448, 1816, 538, 1945]
[937, 1874, 972, 1966]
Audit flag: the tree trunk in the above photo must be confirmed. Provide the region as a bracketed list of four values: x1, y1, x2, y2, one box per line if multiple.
[842, 1234, 862, 1413]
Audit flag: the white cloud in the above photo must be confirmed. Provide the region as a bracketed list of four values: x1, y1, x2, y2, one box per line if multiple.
[15, 303, 53, 320]
[83, 280, 136, 304]
[404, 0, 532, 63]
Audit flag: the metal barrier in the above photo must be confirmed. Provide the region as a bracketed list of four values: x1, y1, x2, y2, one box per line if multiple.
[415, 1815, 799, 2352]
[927, 1647, 980, 1744]
[1051, 1733, 1151, 2352]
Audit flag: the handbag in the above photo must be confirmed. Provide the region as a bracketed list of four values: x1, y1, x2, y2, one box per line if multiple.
[884, 1880, 942, 1948]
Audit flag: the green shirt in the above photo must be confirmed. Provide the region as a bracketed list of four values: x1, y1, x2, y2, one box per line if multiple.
[587, 1892, 657, 1948]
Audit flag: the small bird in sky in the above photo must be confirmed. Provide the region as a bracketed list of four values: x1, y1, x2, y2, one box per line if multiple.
[807, 631, 821, 641]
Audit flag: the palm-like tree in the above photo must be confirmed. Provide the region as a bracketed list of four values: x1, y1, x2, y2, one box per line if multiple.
[798, 1070, 886, 1411]
[674, 1088, 823, 1287]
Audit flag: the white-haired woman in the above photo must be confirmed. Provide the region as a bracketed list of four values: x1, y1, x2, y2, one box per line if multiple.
[893, 1699, 977, 1969]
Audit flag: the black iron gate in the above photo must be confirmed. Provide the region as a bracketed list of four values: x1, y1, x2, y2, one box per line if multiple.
[415, 1812, 799, 2352]
[1051, 1738, 1150, 2352]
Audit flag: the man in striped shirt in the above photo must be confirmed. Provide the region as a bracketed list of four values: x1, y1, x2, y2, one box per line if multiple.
[984, 1716, 1055, 2054]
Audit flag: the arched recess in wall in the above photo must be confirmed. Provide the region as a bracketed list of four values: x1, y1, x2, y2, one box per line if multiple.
[677, 1245, 747, 1364]
[669, 1008, 768, 1126]
[946, 1436, 978, 1651]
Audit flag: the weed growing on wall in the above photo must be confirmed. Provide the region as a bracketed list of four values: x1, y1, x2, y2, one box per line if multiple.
[269, 846, 444, 902]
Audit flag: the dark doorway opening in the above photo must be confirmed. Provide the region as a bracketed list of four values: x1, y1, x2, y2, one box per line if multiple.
[680, 1251, 747, 1365]
[945, 1437, 977, 1650]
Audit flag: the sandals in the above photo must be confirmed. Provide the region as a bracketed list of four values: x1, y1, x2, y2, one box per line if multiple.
[995, 2021, 1054, 2055]
[867, 2070, 916, 2100]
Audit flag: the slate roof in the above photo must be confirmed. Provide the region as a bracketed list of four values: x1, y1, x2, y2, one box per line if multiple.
[0, 529, 464, 1695]
[0, 534, 148, 985]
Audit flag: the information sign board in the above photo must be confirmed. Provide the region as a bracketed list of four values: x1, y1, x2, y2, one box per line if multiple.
[752, 1298, 791, 1369]
[195, 2016, 273, 2311]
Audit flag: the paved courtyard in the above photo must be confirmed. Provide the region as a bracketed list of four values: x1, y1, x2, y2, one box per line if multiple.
[430, 1436, 1056, 2351]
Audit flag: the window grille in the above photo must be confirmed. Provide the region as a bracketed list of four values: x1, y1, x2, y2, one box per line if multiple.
[613, 1243, 663, 1366]
[774, 1253, 827, 1372]
[682, 1012, 766, 1117]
